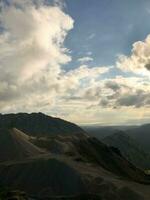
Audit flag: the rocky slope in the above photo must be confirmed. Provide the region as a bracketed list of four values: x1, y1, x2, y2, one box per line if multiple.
[0, 128, 44, 162]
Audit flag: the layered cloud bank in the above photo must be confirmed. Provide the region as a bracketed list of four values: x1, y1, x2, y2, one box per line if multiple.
[0, 0, 149, 124]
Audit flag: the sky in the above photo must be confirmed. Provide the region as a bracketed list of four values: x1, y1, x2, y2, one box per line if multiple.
[0, 0, 149, 125]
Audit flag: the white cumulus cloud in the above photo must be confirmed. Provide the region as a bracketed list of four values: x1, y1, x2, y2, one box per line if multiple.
[78, 56, 93, 64]
[0, 1, 73, 82]
[117, 35, 150, 76]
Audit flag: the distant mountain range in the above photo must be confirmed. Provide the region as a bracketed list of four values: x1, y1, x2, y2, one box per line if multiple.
[102, 131, 150, 170]
[82, 126, 118, 139]
[128, 124, 150, 152]
[83, 124, 150, 153]
[83, 124, 150, 170]
[0, 113, 149, 199]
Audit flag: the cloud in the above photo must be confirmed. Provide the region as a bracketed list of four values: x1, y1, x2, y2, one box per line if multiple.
[53, 65, 110, 102]
[0, 0, 110, 114]
[78, 56, 93, 63]
[0, 1, 74, 82]
[66, 75, 150, 109]
[105, 81, 120, 91]
[116, 90, 150, 108]
[0, 0, 149, 125]
[53, 0, 66, 9]
[0, 0, 74, 109]
[87, 33, 95, 40]
[86, 51, 92, 56]
[54, 76, 150, 124]
[117, 35, 150, 76]
[100, 77, 150, 108]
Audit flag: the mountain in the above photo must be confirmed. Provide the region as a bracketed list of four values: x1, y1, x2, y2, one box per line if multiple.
[0, 113, 150, 199]
[82, 125, 138, 140]
[0, 135, 149, 199]
[0, 158, 86, 197]
[82, 126, 117, 139]
[31, 134, 148, 182]
[0, 128, 44, 162]
[102, 131, 150, 170]
[127, 124, 150, 153]
[0, 113, 85, 137]
[83, 124, 150, 154]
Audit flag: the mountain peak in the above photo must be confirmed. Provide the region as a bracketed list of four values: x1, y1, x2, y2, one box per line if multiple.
[0, 112, 85, 137]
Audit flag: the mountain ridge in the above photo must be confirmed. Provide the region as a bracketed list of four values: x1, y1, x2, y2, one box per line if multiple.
[0, 112, 86, 137]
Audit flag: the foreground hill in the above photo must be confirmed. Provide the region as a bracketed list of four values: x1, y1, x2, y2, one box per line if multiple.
[102, 131, 150, 170]
[0, 154, 149, 200]
[0, 129, 149, 199]
[0, 113, 85, 137]
[0, 135, 150, 200]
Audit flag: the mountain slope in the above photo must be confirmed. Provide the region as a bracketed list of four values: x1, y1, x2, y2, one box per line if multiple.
[29, 133, 150, 183]
[0, 113, 86, 137]
[82, 125, 138, 139]
[82, 126, 117, 139]
[0, 149, 149, 200]
[75, 137, 149, 182]
[102, 131, 150, 170]
[0, 155, 146, 200]
[0, 128, 44, 162]
[0, 158, 85, 197]
[127, 124, 150, 153]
